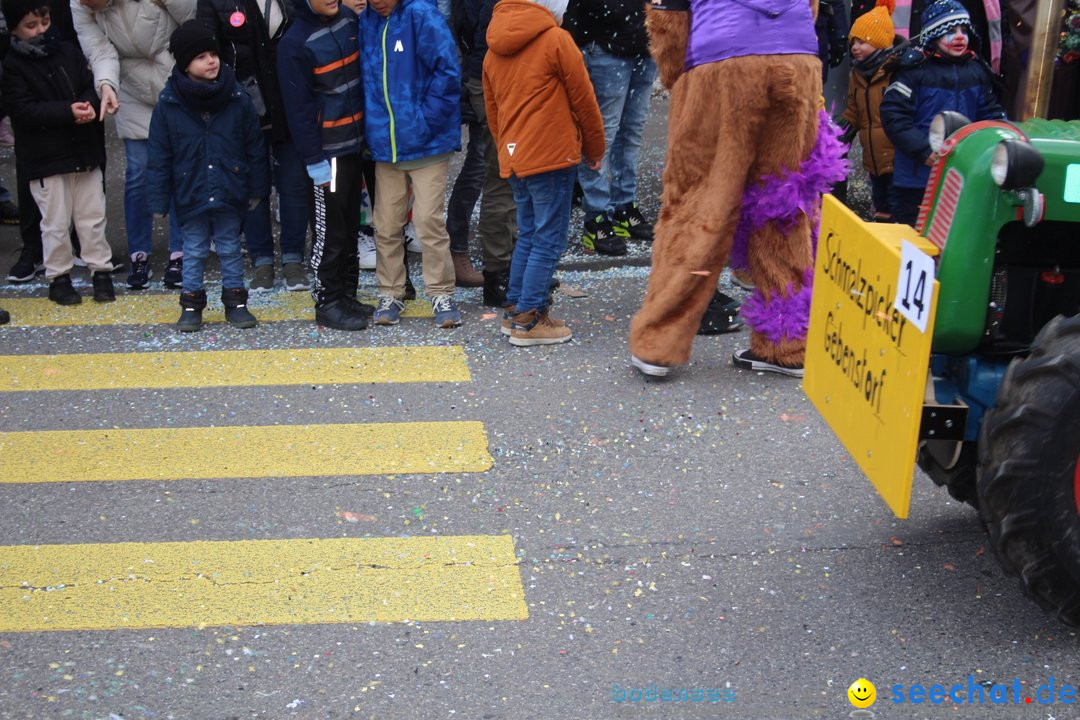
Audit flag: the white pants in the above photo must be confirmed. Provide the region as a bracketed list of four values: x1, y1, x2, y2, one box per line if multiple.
[29, 168, 113, 279]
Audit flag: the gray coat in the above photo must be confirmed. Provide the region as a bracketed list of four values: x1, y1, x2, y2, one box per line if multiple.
[72, 0, 197, 139]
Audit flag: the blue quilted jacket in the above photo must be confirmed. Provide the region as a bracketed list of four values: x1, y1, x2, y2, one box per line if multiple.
[359, 0, 461, 163]
[881, 49, 1006, 188]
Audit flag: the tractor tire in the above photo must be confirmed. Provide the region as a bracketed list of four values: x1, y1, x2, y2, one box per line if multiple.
[976, 314, 1080, 626]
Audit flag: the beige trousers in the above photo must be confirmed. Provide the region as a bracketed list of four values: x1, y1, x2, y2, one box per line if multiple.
[30, 169, 114, 279]
[373, 159, 455, 299]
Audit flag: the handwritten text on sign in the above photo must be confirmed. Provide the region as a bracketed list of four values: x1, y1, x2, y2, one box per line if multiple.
[804, 196, 939, 519]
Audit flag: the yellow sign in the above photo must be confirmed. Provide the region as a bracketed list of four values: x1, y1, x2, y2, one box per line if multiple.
[803, 196, 940, 518]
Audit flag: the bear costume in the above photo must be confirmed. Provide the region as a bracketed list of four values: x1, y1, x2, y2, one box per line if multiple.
[629, 0, 848, 377]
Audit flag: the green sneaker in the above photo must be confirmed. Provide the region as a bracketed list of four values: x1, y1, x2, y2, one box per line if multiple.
[581, 213, 627, 256]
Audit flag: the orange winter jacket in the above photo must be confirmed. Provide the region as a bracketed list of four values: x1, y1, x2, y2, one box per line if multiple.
[482, 0, 604, 179]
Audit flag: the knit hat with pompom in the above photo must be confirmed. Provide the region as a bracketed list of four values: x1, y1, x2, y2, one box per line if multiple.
[850, 0, 896, 50]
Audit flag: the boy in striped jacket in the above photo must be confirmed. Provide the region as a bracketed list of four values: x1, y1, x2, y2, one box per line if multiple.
[277, 0, 369, 331]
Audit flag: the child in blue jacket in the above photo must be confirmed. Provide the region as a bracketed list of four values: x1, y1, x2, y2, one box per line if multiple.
[360, 0, 463, 328]
[880, 0, 1006, 227]
[148, 20, 270, 332]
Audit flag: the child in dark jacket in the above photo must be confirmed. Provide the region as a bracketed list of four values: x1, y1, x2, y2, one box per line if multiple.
[147, 20, 270, 332]
[1, 0, 116, 305]
[277, 0, 368, 331]
[880, 0, 1006, 226]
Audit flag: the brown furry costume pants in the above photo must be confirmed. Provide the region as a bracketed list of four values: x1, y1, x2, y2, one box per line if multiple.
[628, 54, 822, 368]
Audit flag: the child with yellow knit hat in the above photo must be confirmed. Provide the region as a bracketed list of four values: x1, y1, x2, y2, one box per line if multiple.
[838, 0, 907, 222]
[842, 0, 902, 221]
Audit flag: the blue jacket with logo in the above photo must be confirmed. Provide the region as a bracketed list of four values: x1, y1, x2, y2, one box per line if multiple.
[359, 0, 461, 163]
[147, 66, 270, 224]
[881, 49, 1006, 188]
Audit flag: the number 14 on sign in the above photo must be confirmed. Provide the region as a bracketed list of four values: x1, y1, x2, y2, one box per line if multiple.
[895, 240, 935, 333]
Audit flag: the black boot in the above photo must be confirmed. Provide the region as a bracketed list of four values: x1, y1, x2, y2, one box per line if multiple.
[177, 290, 207, 332]
[48, 274, 81, 305]
[0, 306, 10, 325]
[92, 270, 115, 303]
[222, 288, 257, 329]
[483, 268, 510, 307]
[698, 290, 744, 335]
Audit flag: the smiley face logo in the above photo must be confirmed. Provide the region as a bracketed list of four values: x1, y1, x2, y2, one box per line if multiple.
[847, 678, 876, 708]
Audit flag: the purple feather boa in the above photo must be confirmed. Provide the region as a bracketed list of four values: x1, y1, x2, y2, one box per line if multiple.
[739, 267, 815, 344]
[730, 111, 849, 344]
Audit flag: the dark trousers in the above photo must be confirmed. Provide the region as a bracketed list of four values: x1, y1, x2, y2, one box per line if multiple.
[311, 154, 362, 307]
[17, 164, 43, 259]
[890, 185, 925, 227]
[446, 118, 487, 254]
[869, 172, 893, 218]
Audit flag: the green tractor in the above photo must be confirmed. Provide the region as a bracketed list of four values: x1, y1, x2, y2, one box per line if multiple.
[914, 112, 1080, 625]
[804, 2, 1080, 625]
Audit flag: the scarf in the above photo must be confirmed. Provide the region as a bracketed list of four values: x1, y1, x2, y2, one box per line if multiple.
[10, 31, 54, 57]
[171, 64, 238, 114]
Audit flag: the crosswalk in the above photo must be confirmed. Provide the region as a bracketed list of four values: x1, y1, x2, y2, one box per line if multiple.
[1, 292, 431, 327]
[0, 293, 528, 633]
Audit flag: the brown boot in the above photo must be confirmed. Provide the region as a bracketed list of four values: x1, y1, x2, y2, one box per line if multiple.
[509, 309, 572, 346]
[452, 252, 483, 287]
[502, 305, 565, 336]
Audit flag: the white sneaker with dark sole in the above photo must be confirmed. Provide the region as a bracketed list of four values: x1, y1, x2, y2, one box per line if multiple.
[731, 349, 804, 377]
[631, 355, 672, 377]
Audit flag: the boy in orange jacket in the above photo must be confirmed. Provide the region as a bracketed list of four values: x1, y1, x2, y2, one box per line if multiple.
[482, 0, 604, 346]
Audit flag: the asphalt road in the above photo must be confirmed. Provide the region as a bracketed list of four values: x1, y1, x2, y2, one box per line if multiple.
[0, 93, 1077, 720]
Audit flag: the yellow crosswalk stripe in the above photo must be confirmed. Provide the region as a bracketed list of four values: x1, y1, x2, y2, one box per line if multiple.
[0, 346, 470, 391]
[0, 293, 432, 326]
[0, 421, 492, 483]
[0, 535, 528, 631]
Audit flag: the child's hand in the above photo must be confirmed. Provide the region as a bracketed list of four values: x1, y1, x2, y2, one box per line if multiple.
[71, 102, 96, 124]
[587, 158, 602, 171]
[924, 151, 939, 167]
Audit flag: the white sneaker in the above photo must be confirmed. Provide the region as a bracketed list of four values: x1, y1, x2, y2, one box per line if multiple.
[631, 355, 672, 377]
[404, 221, 422, 253]
[357, 229, 376, 270]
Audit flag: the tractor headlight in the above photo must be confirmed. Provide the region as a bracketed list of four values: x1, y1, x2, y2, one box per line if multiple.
[928, 111, 972, 153]
[990, 139, 1045, 190]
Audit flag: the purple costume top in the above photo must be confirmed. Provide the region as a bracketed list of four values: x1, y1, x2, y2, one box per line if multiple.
[684, 0, 818, 70]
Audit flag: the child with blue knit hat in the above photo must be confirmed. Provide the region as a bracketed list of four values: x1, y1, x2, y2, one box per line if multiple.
[880, 0, 1006, 226]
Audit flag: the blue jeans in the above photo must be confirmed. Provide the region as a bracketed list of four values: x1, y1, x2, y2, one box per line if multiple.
[506, 167, 575, 313]
[577, 46, 657, 216]
[180, 208, 246, 293]
[243, 134, 309, 267]
[124, 139, 185, 257]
